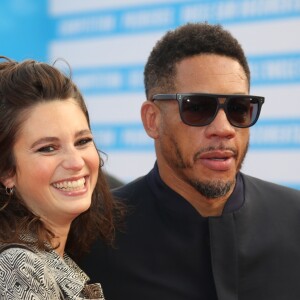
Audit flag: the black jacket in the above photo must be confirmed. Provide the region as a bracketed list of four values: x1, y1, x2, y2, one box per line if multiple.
[80, 167, 300, 300]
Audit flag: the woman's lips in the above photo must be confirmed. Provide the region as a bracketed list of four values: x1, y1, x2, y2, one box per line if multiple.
[51, 176, 88, 195]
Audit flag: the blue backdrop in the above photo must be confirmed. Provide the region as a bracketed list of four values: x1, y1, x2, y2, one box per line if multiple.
[1, 0, 300, 189]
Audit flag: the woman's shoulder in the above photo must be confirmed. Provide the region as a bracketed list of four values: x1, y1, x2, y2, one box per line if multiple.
[0, 243, 34, 255]
[0, 244, 63, 299]
[0, 243, 42, 270]
[0, 243, 54, 278]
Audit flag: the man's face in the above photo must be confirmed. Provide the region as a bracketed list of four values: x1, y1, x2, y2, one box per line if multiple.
[155, 54, 250, 200]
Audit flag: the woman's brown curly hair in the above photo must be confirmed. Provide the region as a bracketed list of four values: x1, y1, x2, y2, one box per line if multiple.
[0, 56, 125, 259]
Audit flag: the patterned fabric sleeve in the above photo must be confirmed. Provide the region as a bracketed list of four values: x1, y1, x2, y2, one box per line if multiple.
[81, 283, 105, 299]
[0, 248, 63, 299]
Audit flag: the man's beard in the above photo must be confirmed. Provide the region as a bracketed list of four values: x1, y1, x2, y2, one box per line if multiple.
[162, 136, 249, 199]
[187, 178, 234, 199]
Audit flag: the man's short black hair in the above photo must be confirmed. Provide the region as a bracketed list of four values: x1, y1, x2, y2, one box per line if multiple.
[144, 22, 250, 99]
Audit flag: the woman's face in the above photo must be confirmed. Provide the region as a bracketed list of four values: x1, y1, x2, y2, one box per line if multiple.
[3, 98, 99, 229]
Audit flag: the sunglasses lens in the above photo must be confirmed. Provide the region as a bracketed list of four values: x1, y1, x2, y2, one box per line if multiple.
[227, 97, 258, 127]
[180, 95, 261, 127]
[181, 95, 217, 126]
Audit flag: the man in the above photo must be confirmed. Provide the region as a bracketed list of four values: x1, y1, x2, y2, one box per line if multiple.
[80, 23, 300, 300]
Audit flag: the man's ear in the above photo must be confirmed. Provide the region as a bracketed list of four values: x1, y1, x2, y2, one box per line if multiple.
[141, 100, 160, 139]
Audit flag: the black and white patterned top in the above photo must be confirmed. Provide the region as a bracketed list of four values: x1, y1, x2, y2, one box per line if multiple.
[0, 242, 105, 299]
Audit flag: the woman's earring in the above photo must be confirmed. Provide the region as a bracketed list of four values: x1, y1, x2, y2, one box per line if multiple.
[5, 186, 14, 196]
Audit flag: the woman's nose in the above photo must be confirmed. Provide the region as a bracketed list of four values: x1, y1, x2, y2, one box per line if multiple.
[61, 149, 85, 170]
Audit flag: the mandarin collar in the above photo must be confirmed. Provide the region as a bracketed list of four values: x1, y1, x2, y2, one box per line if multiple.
[146, 162, 244, 218]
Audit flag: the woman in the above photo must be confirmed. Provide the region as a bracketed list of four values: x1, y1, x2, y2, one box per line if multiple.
[0, 56, 121, 299]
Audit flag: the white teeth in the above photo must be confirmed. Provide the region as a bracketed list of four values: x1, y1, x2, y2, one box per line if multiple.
[53, 178, 86, 191]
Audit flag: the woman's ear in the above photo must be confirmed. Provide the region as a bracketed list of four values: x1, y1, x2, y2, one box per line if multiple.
[1, 175, 15, 189]
[141, 101, 160, 139]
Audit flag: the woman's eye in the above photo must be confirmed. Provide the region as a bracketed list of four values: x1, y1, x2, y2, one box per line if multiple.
[76, 137, 93, 146]
[37, 145, 56, 153]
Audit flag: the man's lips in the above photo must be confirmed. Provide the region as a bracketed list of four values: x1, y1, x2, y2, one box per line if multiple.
[198, 150, 236, 171]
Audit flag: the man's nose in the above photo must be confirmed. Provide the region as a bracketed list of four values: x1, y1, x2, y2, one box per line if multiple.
[205, 108, 236, 139]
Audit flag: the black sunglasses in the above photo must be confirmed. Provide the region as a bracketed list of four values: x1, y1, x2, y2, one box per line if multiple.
[152, 93, 265, 128]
